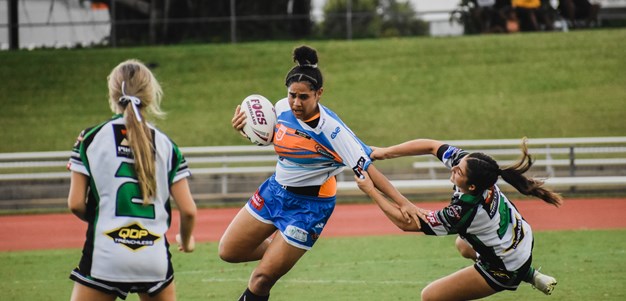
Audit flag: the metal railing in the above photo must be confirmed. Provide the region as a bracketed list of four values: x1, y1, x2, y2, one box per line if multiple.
[1, 137, 625, 209]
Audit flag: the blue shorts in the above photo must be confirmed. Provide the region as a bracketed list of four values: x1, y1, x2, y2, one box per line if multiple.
[245, 175, 336, 250]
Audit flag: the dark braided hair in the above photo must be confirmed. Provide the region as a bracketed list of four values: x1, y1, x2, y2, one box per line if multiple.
[285, 45, 323, 91]
[465, 138, 562, 207]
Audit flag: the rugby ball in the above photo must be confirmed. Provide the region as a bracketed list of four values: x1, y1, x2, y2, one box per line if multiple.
[240, 94, 276, 146]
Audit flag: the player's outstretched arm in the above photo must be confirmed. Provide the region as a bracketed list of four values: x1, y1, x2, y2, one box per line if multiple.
[355, 171, 422, 232]
[371, 139, 444, 160]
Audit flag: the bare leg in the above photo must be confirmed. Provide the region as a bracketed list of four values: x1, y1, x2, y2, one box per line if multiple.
[70, 282, 117, 301]
[219, 206, 277, 263]
[455, 236, 478, 261]
[421, 266, 497, 301]
[248, 233, 308, 296]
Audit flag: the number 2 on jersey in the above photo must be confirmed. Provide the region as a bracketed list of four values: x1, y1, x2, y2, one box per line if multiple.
[115, 162, 155, 219]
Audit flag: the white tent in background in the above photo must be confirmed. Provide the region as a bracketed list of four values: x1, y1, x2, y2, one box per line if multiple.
[0, 0, 110, 50]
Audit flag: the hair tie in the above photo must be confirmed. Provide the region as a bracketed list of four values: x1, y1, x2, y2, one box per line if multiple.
[118, 81, 143, 122]
[300, 63, 318, 68]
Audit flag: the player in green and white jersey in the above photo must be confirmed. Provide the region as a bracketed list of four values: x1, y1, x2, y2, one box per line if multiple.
[67, 59, 197, 301]
[356, 138, 561, 300]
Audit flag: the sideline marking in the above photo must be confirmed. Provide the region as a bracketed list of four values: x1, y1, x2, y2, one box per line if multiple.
[201, 277, 428, 285]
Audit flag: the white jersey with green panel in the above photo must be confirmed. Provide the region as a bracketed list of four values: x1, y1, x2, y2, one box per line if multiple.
[419, 145, 534, 271]
[68, 115, 190, 282]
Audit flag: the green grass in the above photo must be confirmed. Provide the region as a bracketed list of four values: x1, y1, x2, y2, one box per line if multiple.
[1, 230, 625, 300]
[0, 30, 625, 153]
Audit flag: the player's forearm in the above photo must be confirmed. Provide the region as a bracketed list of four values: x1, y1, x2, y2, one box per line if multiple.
[362, 185, 419, 231]
[368, 165, 412, 207]
[383, 139, 443, 158]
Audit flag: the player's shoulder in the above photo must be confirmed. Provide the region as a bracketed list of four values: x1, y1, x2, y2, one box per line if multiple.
[73, 116, 120, 146]
[274, 97, 289, 112]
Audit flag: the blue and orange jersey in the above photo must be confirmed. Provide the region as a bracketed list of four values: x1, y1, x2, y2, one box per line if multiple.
[272, 98, 372, 197]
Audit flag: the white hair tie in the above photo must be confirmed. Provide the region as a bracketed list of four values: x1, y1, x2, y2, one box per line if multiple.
[118, 81, 143, 122]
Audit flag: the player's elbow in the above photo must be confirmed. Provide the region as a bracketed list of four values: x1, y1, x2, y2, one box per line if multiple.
[179, 205, 197, 222]
[68, 204, 86, 220]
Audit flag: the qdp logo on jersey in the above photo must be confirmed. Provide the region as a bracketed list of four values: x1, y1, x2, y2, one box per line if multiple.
[105, 222, 160, 251]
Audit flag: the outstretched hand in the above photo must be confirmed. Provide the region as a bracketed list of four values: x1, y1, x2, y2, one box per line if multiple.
[369, 147, 388, 161]
[231, 105, 248, 138]
[355, 171, 422, 230]
[398, 202, 423, 227]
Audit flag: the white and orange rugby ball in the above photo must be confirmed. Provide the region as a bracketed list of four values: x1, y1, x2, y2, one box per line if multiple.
[240, 94, 276, 146]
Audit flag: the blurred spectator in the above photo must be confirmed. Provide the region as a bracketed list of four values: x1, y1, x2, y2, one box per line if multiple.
[559, 0, 601, 28]
[511, 0, 555, 31]
[471, 0, 513, 33]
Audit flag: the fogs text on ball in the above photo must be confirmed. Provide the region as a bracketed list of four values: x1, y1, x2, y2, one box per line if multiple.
[241, 94, 276, 146]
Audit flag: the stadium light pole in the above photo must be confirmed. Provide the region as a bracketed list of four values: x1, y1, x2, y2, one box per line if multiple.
[8, 0, 19, 50]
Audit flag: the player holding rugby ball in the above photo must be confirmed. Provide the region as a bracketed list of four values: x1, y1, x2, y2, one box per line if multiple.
[221, 45, 420, 301]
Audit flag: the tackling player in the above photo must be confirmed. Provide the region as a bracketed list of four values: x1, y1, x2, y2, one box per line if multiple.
[356, 138, 560, 300]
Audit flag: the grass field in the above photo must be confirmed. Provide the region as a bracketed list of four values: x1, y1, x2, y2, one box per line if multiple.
[0, 29, 625, 153]
[1, 230, 625, 300]
[1, 30, 625, 300]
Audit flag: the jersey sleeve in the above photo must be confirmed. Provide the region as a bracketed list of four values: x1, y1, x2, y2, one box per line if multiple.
[323, 114, 372, 179]
[437, 144, 469, 169]
[67, 129, 90, 176]
[168, 142, 191, 185]
[419, 200, 476, 236]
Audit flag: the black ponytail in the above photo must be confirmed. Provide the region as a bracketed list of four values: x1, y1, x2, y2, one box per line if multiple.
[466, 138, 563, 207]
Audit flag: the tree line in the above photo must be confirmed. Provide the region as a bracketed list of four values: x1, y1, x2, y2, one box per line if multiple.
[88, 0, 428, 46]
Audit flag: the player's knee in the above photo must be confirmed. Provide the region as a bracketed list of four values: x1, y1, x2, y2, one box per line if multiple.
[217, 240, 240, 263]
[421, 285, 437, 301]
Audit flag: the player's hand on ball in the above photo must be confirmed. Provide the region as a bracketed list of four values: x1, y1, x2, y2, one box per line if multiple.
[176, 234, 195, 253]
[231, 105, 247, 137]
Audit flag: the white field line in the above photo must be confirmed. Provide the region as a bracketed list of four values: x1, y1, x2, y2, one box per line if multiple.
[201, 277, 428, 285]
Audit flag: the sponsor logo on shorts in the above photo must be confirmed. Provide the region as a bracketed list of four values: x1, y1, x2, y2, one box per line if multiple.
[490, 270, 511, 280]
[352, 157, 366, 178]
[285, 225, 308, 243]
[105, 222, 160, 251]
[250, 190, 265, 210]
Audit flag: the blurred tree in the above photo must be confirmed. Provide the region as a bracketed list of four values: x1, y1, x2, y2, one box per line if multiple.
[86, 0, 312, 45]
[322, 0, 380, 39]
[379, 0, 428, 37]
[320, 0, 427, 39]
